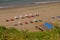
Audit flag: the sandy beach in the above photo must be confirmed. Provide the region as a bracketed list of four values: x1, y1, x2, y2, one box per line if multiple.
[0, 3, 60, 32]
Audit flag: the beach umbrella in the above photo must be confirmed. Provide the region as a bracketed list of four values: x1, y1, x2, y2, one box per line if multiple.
[25, 14, 31, 18]
[6, 19, 9, 22]
[34, 13, 36, 15]
[14, 16, 19, 19]
[34, 13, 39, 16]
[20, 16, 25, 19]
[29, 14, 34, 17]
[43, 22, 53, 29]
[25, 15, 28, 17]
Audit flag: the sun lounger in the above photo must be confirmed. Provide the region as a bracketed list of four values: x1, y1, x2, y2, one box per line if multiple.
[33, 19, 38, 22]
[35, 25, 46, 31]
[57, 16, 60, 18]
[30, 21, 33, 23]
[24, 22, 29, 24]
[20, 16, 25, 19]
[6, 19, 9, 22]
[10, 19, 14, 21]
[14, 16, 19, 19]
[18, 22, 23, 25]
[51, 17, 55, 19]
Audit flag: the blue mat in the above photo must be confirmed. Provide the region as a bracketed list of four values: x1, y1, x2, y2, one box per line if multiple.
[44, 22, 53, 29]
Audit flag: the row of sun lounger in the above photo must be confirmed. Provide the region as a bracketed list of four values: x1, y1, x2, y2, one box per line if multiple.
[5, 13, 60, 31]
[5, 13, 39, 22]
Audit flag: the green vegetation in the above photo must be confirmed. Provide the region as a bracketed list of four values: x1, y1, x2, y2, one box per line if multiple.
[0, 24, 60, 40]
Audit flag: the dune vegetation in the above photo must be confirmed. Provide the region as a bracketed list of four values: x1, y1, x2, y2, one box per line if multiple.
[0, 22, 60, 40]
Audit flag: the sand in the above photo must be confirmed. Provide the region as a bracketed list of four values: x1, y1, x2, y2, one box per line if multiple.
[0, 3, 60, 32]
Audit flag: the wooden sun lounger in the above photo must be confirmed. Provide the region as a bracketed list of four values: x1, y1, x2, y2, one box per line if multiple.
[35, 25, 46, 31]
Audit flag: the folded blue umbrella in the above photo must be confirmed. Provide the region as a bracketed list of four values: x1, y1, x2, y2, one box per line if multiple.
[44, 22, 53, 29]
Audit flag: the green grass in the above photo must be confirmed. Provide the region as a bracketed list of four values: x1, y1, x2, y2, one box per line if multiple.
[0, 24, 60, 40]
